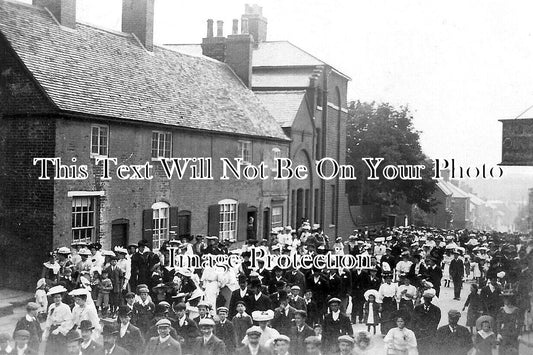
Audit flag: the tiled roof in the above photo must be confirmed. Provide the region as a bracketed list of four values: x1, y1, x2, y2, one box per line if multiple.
[0, 1, 288, 141]
[254, 91, 306, 128]
[436, 181, 453, 196]
[252, 68, 313, 88]
[438, 180, 470, 199]
[252, 41, 324, 67]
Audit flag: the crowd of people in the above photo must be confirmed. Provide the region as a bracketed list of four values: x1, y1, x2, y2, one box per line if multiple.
[1, 223, 532, 355]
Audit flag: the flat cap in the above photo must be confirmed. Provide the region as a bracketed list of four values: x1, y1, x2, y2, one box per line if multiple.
[448, 309, 461, 318]
[338, 335, 354, 344]
[198, 318, 215, 327]
[155, 318, 171, 327]
[273, 335, 290, 343]
[304, 336, 321, 345]
[246, 326, 263, 336]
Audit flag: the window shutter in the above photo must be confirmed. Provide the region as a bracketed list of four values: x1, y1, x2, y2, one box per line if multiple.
[169, 206, 179, 237]
[142, 209, 153, 249]
[207, 205, 220, 237]
[237, 203, 248, 241]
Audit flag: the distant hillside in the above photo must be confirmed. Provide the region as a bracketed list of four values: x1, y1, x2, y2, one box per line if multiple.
[458, 168, 533, 202]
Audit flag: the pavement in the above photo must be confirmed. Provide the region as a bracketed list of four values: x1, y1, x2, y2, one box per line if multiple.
[0, 282, 531, 354]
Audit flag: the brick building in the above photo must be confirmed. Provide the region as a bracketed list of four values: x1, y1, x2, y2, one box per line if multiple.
[167, 4, 354, 237]
[0, 0, 291, 290]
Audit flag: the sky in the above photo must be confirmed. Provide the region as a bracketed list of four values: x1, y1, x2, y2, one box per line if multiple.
[20, 0, 533, 175]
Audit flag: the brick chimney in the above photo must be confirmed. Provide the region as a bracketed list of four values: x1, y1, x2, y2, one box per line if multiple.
[122, 0, 154, 51]
[202, 19, 253, 88]
[226, 20, 253, 88]
[33, 0, 76, 29]
[201, 19, 226, 62]
[241, 4, 267, 44]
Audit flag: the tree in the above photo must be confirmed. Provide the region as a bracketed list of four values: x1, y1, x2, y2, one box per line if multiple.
[346, 101, 437, 212]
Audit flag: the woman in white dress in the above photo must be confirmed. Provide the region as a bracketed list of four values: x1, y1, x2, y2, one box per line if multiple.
[384, 315, 418, 355]
[69, 289, 101, 340]
[201, 266, 221, 311]
[442, 252, 452, 288]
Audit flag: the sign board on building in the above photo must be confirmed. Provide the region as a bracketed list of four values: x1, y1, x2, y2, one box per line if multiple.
[500, 118, 533, 166]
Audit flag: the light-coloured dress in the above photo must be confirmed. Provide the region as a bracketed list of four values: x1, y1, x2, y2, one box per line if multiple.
[384, 327, 418, 355]
[201, 266, 221, 310]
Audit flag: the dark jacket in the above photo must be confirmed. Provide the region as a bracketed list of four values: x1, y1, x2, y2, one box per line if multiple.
[191, 334, 227, 355]
[271, 306, 297, 336]
[322, 312, 352, 352]
[434, 324, 472, 355]
[117, 323, 144, 355]
[172, 316, 199, 353]
[132, 301, 155, 335]
[80, 340, 103, 355]
[228, 288, 252, 318]
[214, 320, 237, 353]
[303, 299, 319, 326]
[285, 270, 306, 291]
[232, 314, 253, 345]
[412, 302, 441, 349]
[449, 259, 464, 280]
[14, 315, 42, 351]
[235, 344, 272, 355]
[143, 336, 182, 355]
[289, 324, 314, 355]
[105, 265, 124, 293]
[106, 345, 130, 355]
[248, 293, 272, 312]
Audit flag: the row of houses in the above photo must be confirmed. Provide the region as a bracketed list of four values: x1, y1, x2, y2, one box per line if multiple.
[0, 0, 354, 289]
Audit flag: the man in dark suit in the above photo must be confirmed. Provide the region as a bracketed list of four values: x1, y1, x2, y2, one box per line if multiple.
[426, 257, 443, 297]
[13, 302, 42, 352]
[229, 275, 252, 318]
[191, 318, 227, 355]
[78, 320, 103, 355]
[143, 319, 182, 355]
[303, 290, 319, 327]
[408, 254, 427, 288]
[105, 257, 124, 315]
[131, 240, 159, 289]
[434, 310, 472, 355]
[412, 289, 441, 354]
[350, 268, 370, 323]
[116, 306, 145, 355]
[271, 294, 297, 336]
[289, 310, 314, 355]
[171, 302, 199, 354]
[248, 279, 272, 312]
[306, 270, 330, 315]
[235, 327, 271, 355]
[449, 251, 464, 300]
[321, 298, 352, 354]
[102, 324, 130, 355]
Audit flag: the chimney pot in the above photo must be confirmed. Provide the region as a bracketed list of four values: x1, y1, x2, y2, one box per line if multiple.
[216, 20, 224, 37]
[207, 19, 214, 38]
[241, 18, 249, 34]
[232, 19, 239, 35]
[241, 4, 267, 43]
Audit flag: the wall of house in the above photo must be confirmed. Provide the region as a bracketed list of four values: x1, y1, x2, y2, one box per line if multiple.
[51, 118, 289, 249]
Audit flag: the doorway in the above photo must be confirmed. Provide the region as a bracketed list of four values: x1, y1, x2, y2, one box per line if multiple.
[263, 208, 270, 241]
[178, 210, 191, 238]
[247, 207, 257, 240]
[111, 219, 129, 248]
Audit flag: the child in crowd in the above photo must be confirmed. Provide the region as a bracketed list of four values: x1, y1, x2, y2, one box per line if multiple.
[313, 323, 322, 342]
[133, 286, 155, 335]
[463, 283, 483, 333]
[474, 318, 497, 355]
[232, 301, 252, 344]
[35, 278, 48, 319]
[363, 290, 381, 335]
[96, 269, 112, 316]
[90, 269, 100, 301]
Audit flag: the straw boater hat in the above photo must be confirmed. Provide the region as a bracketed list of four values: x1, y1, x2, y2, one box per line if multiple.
[338, 335, 354, 345]
[246, 326, 263, 337]
[422, 289, 436, 299]
[47, 285, 67, 296]
[252, 310, 274, 322]
[273, 335, 290, 343]
[475, 315, 494, 331]
[198, 318, 215, 327]
[57, 247, 71, 255]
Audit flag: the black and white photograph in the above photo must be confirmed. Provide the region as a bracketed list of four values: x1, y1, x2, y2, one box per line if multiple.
[0, 0, 532, 354]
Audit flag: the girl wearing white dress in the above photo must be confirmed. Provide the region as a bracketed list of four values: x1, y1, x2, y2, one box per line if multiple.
[384, 315, 418, 355]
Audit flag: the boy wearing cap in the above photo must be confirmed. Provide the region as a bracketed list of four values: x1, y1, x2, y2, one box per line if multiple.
[304, 336, 322, 355]
[13, 302, 42, 352]
[191, 319, 227, 355]
[273, 335, 291, 355]
[235, 327, 270, 355]
[229, 275, 252, 319]
[288, 286, 306, 312]
[12, 330, 37, 355]
[171, 302, 199, 354]
[78, 320, 102, 355]
[133, 286, 155, 336]
[337, 335, 355, 355]
[104, 256, 124, 315]
[143, 319, 182, 355]
[214, 307, 236, 353]
[232, 301, 252, 347]
[322, 298, 352, 354]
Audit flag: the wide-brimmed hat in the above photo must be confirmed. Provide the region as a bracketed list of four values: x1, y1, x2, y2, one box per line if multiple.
[422, 288, 436, 298]
[364, 289, 380, 302]
[47, 285, 67, 296]
[475, 315, 494, 331]
[13, 330, 30, 340]
[36, 278, 47, 289]
[57, 247, 71, 255]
